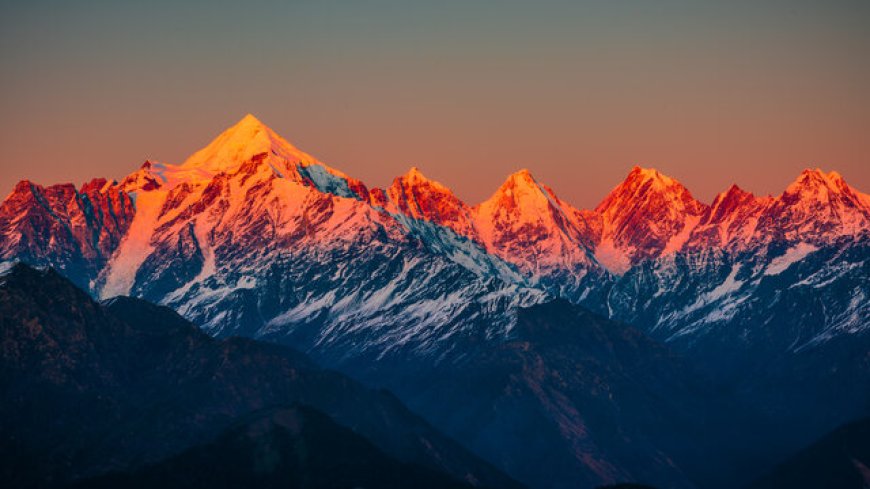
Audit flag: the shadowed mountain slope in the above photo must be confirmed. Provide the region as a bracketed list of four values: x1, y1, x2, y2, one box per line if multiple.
[0, 263, 520, 489]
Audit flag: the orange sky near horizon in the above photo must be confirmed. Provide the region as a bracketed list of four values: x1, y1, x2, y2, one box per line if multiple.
[1, 0, 868, 209]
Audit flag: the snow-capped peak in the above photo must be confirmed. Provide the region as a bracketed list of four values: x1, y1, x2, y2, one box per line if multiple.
[783, 168, 858, 202]
[780, 168, 869, 215]
[594, 166, 707, 267]
[503, 168, 538, 188]
[480, 169, 552, 209]
[180, 114, 318, 176]
[403, 166, 429, 181]
[596, 166, 704, 216]
[147, 114, 368, 200]
[770, 168, 870, 238]
[706, 184, 757, 222]
[627, 165, 676, 187]
[381, 167, 476, 237]
[472, 169, 600, 281]
[395, 167, 450, 193]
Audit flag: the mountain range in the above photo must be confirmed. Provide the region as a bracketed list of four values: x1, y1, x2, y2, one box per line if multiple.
[1, 114, 868, 489]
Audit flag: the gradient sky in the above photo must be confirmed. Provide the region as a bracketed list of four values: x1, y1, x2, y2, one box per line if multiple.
[1, 0, 868, 208]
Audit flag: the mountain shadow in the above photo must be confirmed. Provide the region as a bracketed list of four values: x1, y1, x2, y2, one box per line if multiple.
[73, 405, 474, 489]
[0, 263, 520, 489]
[747, 417, 870, 489]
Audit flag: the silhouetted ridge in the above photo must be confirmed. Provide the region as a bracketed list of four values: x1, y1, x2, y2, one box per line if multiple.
[0, 263, 521, 489]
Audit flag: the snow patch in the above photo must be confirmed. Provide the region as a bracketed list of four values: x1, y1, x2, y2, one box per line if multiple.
[595, 239, 632, 274]
[662, 215, 700, 255]
[99, 189, 168, 298]
[764, 243, 819, 276]
[298, 163, 358, 199]
[707, 264, 744, 301]
[674, 264, 746, 320]
[0, 260, 17, 278]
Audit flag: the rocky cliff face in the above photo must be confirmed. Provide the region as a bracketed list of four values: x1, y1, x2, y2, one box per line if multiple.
[0, 178, 134, 289]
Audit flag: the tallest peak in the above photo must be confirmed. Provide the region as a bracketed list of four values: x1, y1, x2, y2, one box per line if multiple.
[235, 113, 267, 129]
[222, 113, 273, 136]
[181, 114, 316, 173]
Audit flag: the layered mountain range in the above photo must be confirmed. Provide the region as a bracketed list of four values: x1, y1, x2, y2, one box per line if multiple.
[0, 263, 516, 489]
[2, 114, 868, 489]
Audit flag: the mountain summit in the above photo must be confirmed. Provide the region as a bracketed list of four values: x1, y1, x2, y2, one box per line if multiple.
[473, 169, 601, 281]
[595, 166, 708, 267]
[181, 114, 318, 174]
[380, 167, 476, 238]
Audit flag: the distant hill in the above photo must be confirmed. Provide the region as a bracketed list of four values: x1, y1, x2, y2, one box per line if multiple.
[73, 405, 472, 489]
[0, 263, 519, 489]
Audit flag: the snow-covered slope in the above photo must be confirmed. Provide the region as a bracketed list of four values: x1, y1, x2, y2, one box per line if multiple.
[88, 115, 542, 362]
[471, 169, 606, 300]
[594, 166, 708, 271]
[369, 166, 607, 301]
[607, 168, 870, 347]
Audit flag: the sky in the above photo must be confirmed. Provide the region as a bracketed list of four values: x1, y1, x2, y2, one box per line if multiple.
[1, 0, 868, 208]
